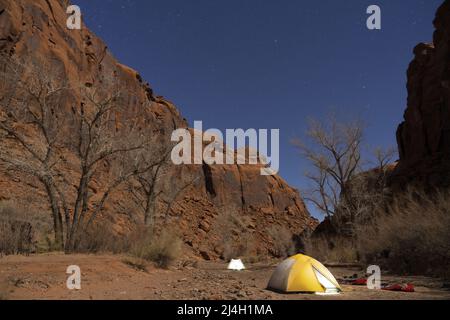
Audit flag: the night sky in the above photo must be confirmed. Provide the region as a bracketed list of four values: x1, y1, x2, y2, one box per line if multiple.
[75, 0, 441, 219]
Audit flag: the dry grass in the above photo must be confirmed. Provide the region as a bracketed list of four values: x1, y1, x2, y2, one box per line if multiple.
[0, 202, 38, 255]
[0, 201, 55, 255]
[130, 228, 182, 269]
[0, 281, 9, 300]
[122, 257, 149, 273]
[304, 236, 358, 263]
[75, 221, 128, 254]
[0, 290, 8, 300]
[75, 224, 182, 269]
[356, 188, 450, 278]
[306, 188, 450, 278]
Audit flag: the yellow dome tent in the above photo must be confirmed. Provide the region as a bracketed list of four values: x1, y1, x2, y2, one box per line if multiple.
[267, 254, 342, 294]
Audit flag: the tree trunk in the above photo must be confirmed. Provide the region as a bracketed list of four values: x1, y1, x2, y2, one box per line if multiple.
[66, 174, 89, 252]
[41, 177, 64, 250]
[144, 191, 156, 227]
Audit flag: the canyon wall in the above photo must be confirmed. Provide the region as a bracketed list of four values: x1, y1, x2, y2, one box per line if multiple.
[0, 0, 316, 258]
[393, 0, 450, 188]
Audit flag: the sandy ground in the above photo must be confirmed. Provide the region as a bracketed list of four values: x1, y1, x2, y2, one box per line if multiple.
[0, 253, 449, 300]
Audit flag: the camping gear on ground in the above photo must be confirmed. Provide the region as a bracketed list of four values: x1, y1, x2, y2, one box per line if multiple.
[340, 274, 366, 285]
[351, 278, 368, 286]
[227, 259, 246, 271]
[341, 277, 415, 292]
[382, 283, 415, 292]
[267, 254, 342, 294]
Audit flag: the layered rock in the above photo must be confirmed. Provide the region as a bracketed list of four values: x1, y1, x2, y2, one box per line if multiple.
[0, 0, 316, 258]
[393, 0, 450, 187]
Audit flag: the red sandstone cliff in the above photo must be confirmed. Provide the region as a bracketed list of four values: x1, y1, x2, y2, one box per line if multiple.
[0, 0, 316, 258]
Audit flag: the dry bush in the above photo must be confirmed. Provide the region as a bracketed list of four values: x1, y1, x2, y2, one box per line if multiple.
[268, 226, 296, 258]
[304, 236, 358, 263]
[239, 233, 269, 263]
[216, 211, 248, 260]
[215, 211, 269, 262]
[221, 231, 265, 262]
[217, 211, 296, 261]
[356, 188, 450, 278]
[0, 202, 38, 255]
[130, 228, 181, 269]
[74, 223, 182, 268]
[222, 241, 242, 261]
[122, 257, 148, 273]
[0, 283, 9, 300]
[72, 223, 182, 270]
[74, 221, 129, 254]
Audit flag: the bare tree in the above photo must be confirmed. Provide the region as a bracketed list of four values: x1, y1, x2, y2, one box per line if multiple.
[128, 156, 201, 229]
[126, 146, 171, 227]
[162, 174, 201, 222]
[0, 56, 67, 249]
[293, 114, 364, 221]
[63, 83, 151, 251]
[346, 146, 397, 224]
[0, 55, 157, 251]
[294, 114, 397, 227]
[371, 146, 397, 191]
[372, 146, 397, 170]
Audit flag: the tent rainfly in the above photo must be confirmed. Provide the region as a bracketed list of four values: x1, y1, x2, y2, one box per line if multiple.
[267, 254, 342, 294]
[227, 259, 246, 271]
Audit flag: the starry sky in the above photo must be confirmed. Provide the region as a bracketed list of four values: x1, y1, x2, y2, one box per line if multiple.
[76, 0, 442, 219]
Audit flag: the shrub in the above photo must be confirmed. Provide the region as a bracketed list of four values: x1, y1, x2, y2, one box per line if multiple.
[0, 280, 9, 300]
[70, 222, 182, 268]
[75, 221, 127, 254]
[268, 225, 296, 258]
[0, 202, 37, 255]
[304, 235, 358, 263]
[356, 188, 450, 278]
[222, 240, 238, 261]
[221, 231, 260, 261]
[0, 287, 8, 300]
[215, 211, 248, 260]
[130, 228, 181, 269]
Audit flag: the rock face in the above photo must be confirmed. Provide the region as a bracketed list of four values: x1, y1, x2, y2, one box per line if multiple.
[0, 0, 316, 258]
[394, 0, 450, 187]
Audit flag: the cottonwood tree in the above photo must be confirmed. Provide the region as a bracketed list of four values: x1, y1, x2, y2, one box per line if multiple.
[344, 146, 397, 224]
[128, 152, 201, 228]
[126, 145, 171, 227]
[372, 146, 397, 188]
[162, 174, 201, 222]
[60, 76, 164, 251]
[0, 55, 159, 251]
[0, 56, 68, 249]
[294, 114, 397, 227]
[293, 115, 364, 222]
